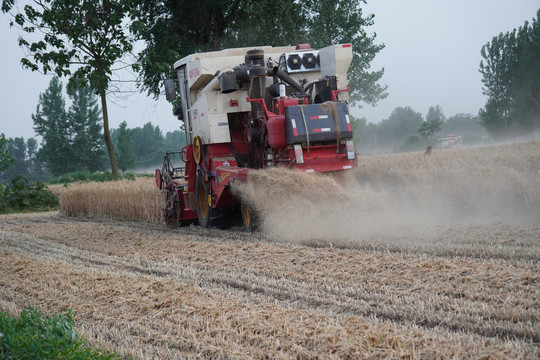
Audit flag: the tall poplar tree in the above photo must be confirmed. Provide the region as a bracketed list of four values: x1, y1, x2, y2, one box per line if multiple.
[67, 80, 106, 172]
[2, 0, 137, 178]
[32, 77, 75, 176]
[479, 9, 540, 137]
[115, 121, 135, 173]
[418, 105, 445, 140]
[0, 133, 14, 173]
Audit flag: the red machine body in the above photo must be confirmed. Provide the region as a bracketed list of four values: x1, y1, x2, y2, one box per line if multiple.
[156, 44, 358, 229]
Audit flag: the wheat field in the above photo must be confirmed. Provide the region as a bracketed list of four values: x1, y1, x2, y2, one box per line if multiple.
[1, 141, 539, 359]
[58, 177, 162, 223]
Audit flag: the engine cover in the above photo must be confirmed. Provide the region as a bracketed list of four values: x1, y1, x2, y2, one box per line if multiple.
[284, 102, 353, 144]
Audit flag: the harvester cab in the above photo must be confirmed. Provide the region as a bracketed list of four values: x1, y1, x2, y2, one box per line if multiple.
[156, 43, 358, 230]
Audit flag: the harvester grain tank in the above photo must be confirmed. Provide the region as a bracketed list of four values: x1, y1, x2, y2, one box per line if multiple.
[155, 43, 358, 230]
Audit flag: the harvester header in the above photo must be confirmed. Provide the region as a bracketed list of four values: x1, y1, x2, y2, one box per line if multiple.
[156, 43, 358, 230]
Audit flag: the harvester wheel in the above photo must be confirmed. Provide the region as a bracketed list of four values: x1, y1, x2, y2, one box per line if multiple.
[195, 172, 225, 228]
[241, 199, 259, 232]
[193, 136, 203, 164]
[196, 173, 210, 227]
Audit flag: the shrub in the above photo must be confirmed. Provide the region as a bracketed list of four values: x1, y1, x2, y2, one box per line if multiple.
[0, 175, 59, 213]
[0, 307, 121, 359]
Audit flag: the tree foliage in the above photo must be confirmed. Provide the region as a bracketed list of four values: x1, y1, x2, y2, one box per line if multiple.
[2, 0, 138, 178]
[0, 133, 14, 174]
[115, 121, 135, 173]
[67, 79, 106, 172]
[131, 0, 306, 97]
[112, 122, 186, 168]
[303, 0, 387, 106]
[418, 105, 445, 140]
[351, 118, 379, 154]
[0, 137, 49, 182]
[163, 129, 187, 154]
[376, 106, 424, 149]
[32, 76, 74, 176]
[418, 120, 443, 141]
[479, 9, 540, 137]
[32, 76, 106, 176]
[352, 105, 428, 153]
[131, 0, 386, 106]
[0, 175, 58, 213]
[12, 137, 29, 165]
[130, 122, 165, 168]
[425, 105, 446, 123]
[442, 113, 485, 137]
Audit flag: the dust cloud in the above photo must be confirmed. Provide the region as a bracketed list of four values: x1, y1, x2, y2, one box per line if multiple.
[231, 143, 540, 245]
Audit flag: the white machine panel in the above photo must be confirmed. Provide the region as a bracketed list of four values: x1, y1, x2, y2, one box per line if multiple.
[191, 90, 251, 144]
[319, 44, 353, 91]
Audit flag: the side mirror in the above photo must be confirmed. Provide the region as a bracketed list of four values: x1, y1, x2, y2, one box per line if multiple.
[164, 78, 176, 101]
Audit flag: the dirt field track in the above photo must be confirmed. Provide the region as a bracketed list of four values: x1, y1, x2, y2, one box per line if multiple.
[1, 212, 538, 359]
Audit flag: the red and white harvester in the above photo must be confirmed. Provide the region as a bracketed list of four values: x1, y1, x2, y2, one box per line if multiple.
[155, 43, 358, 230]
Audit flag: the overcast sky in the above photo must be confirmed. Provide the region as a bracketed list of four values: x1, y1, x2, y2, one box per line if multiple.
[358, 0, 539, 122]
[1, 1, 539, 140]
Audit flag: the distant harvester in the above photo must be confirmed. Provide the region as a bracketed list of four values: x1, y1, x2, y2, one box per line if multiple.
[436, 134, 463, 149]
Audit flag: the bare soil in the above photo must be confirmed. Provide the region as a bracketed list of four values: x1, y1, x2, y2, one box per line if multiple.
[0, 212, 538, 359]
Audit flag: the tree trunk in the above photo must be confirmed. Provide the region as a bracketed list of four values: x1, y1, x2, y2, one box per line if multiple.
[100, 91, 119, 179]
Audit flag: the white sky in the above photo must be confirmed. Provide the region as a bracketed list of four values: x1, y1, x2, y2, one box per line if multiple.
[357, 0, 539, 122]
[1, 1, 539, 139]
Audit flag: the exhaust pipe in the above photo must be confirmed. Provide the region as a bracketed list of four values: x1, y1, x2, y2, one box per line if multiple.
[246, 49, 267, 118]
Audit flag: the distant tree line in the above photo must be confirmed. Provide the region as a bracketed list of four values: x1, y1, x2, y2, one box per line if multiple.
[479, 8, 540, 138]
[1, 75, 104, 182]
[0, 77, 186, 183]
[2, 76, 484, 183]
[352, 105, 486, 154]
[0, 134, 14, 173]
[111, 121, 187, 172]
[0, 137, 49, 182]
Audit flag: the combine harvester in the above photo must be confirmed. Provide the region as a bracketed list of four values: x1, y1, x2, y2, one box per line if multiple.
[155, 43, 358, 230]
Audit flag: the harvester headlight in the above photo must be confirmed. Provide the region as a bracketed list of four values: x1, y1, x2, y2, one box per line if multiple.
[293, 144, 304, 164]
[346, 140, 355, 160]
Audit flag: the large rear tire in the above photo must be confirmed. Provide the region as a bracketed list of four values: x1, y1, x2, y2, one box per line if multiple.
[241, 199, 259, 232]
[195, 171, 226, 229]
[196, 172, 211, 228]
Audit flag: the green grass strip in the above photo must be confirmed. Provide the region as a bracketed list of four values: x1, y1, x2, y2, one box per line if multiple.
[0, 307, 124, 360]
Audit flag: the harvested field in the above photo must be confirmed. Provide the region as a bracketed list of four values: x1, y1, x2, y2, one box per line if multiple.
[1, 142, 539, 358]
[1, 213, 538, 359]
